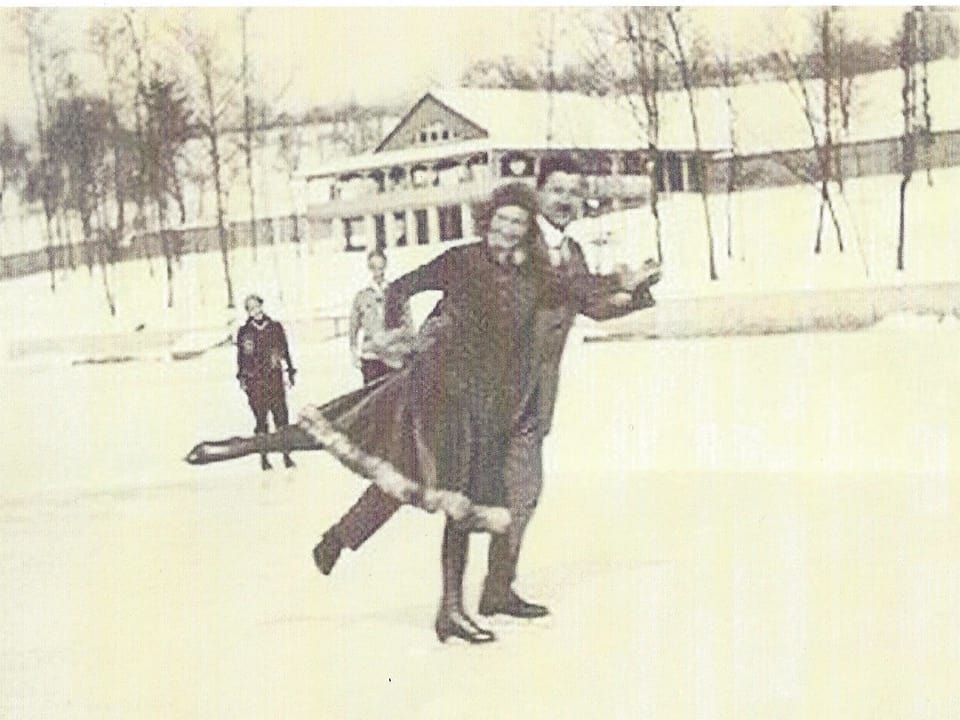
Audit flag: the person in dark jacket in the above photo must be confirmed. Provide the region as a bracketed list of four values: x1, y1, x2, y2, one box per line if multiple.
[236, 294, 297, 471]
[187, 183, 644, 643]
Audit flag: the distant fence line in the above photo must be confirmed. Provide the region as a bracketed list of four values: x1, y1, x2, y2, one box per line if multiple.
[0, 215, 315, 282]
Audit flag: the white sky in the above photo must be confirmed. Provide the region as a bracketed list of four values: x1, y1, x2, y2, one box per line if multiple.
[0, 6, 913, 138]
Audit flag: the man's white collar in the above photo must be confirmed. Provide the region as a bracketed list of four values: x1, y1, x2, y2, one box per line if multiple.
[536, 215, 566, 250]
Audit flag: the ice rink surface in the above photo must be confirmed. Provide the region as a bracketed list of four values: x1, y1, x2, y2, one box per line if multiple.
[2, 323, 960, 719]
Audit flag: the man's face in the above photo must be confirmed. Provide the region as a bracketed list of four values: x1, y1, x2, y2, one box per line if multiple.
[539, 171, 584, 230]
[488, 205, 530, 251]
[368, 255, 387, 284]
[245, 298, 264, 319]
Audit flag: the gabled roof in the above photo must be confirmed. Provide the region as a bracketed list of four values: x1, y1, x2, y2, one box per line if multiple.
[374, 92, 488, 153]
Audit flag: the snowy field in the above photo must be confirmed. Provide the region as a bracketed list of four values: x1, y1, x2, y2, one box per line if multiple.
[2, 322, 960, 719]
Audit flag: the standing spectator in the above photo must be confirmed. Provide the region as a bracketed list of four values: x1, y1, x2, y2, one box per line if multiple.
[236, 294, 297, 471]
[349, 249, 413, 385]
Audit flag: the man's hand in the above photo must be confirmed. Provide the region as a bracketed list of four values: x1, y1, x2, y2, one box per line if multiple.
[614, 260, 662, 291]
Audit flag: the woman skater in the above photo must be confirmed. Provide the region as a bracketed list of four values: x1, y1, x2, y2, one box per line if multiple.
[186, 183, 633, 643]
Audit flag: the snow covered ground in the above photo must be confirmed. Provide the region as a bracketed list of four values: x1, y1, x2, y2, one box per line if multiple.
[2, 324, 960, 719]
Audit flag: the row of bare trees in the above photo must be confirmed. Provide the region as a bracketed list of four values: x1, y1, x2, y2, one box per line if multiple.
[3, 9, 363, 315]
[491, 7, 957, 278]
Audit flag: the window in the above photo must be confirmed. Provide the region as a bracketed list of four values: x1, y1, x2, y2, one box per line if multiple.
[420, 131, 428, 142]
[441, 130, 449, 140]
[687, 156, 702, 193]
[431, 131, 438, 141]
[666, 153, 684, 192]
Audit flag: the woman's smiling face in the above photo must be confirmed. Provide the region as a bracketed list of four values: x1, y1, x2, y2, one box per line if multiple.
[487, 205, 531, 251]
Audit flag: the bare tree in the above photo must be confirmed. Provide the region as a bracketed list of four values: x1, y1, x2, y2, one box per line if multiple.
[716, 51, 741, 261]
[582, 8, 666, 263]
[239, 8, 260, 260]
[665, 9, 718, 280]
[47, 90, 118, 314]
[0, 122, 30, 257]
[770, 9, 857, 255]
[142, 71, 193, 307]
[588, 8, 716, 277]
[19, 8, 69, 290]
[276, 120, 306, 254]
[122, 9, 154, 274]
[179, 23, 238, 309]
[896, 8, 935, 271]
[90, 14, 134, 292]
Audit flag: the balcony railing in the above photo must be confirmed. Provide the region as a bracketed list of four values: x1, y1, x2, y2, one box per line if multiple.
[306, 178, 499, 219]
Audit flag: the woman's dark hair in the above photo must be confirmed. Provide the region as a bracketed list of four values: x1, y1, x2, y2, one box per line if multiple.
[472, 181, 540, 239]
[536, 152, 583, 190]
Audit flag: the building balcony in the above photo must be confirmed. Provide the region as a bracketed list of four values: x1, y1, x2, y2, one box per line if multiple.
[306, 178, 497, 220]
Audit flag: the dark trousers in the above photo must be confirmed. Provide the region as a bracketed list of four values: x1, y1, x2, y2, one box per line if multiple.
[246, 383, 290, 435]
[486, 429, 543, 591]
[361, 359, 393, 385]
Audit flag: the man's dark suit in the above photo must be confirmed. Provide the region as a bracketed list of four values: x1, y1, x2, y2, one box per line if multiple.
[485, 233, 655, 595]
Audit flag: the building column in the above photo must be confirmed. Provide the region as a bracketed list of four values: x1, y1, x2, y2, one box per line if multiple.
[460, 202, 474, 239]
[404, 208, 417, 246]
[336, 216, 349, 251]
[427, 205, 440, 244]
[609, 152, 622, 211]
[362, 214, 374, 248]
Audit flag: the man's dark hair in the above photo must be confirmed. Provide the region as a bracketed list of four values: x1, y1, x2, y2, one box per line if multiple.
[536, 152, 584, 190]
[244, 293, 264, 306]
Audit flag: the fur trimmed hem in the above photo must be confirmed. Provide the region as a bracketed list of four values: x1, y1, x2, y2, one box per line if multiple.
[298, 405, 511, 534]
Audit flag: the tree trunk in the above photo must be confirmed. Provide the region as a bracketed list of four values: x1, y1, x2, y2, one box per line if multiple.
[241, 10, 258, 261]
[97, 234, 117, 316]
[211, 140, 235, 309]
[897, 176, 908, 271]
[814, 189, 826, 254]
[158, 198, 174, 308]
[667, 11, 717, 281]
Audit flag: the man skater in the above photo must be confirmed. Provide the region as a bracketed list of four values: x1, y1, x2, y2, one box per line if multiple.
[313, 155, 660, 617]
[237, 294, 297, 471]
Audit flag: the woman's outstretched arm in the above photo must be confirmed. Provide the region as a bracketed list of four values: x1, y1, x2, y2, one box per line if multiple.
[185, 425, 322, 465]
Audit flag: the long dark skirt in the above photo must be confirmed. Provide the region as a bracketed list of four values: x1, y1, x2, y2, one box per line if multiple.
[297, 342, 515, 534]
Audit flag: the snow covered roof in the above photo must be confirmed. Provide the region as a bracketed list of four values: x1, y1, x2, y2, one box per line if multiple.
[671, 57, 960, 156]
[301, 57, 960, 179]
[435, 57, 960, 157]
[430, 87, 647, 151]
